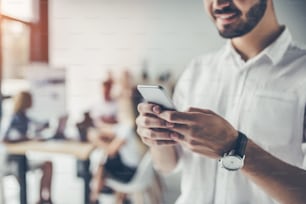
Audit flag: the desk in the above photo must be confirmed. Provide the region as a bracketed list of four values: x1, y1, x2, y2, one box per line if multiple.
[4, 140, 95, 204]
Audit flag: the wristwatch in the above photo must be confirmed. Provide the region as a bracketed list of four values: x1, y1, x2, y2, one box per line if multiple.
[220, 131, 248, 171]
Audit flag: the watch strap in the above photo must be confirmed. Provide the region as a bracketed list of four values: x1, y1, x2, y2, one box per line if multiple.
[235, 131, 248, 158]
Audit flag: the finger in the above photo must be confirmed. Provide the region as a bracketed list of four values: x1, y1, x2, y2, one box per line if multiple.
[138, 102, 162, 115]
[136, 115, 173, 129]
[172, 122, 190, 132]
[187, 107, 215, 115]
[160, 107, 215, 124]
[168, 124, 206, 143]
[137, 127, 174, 140]
[169, 126, 211, 145]
[142, 137, 177, 146]
[156, 140, 178, 145]
[158, 111, 200, 124]
[169, 131, 185, 141]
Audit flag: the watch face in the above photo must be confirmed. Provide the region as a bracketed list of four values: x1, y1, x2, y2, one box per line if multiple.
[222, 155, 244, 171]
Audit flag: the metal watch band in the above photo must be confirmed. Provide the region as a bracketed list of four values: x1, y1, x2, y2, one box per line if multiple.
[235, 131, 248, 158]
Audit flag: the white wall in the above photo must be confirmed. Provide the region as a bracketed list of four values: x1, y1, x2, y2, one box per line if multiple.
[49, 0, 306, 118]
[49, 0, 221, 118]
[274, 0, 306, 44]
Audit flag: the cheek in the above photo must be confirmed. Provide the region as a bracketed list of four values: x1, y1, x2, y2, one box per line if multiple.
[233, 0, 258, 12]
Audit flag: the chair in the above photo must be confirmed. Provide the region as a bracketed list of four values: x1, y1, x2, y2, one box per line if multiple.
[104, 152, 163, 204]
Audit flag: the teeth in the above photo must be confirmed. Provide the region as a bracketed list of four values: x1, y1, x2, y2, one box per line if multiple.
[216, 13, 236, 20]
[220, 16, 230, 19]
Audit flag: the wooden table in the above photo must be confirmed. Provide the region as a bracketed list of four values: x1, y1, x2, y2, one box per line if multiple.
[4, 140, 95, 204]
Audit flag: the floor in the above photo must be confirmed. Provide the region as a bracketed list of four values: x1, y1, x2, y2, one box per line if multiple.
[2, 153, 181, 204]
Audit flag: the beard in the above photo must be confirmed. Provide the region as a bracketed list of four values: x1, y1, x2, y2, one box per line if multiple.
[217, 0, 267, 39]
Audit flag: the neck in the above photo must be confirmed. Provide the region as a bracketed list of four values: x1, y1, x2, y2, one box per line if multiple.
[231, 4, 283, 61]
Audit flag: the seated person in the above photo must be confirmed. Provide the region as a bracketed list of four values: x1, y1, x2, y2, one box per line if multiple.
[88, 70, 145, 204]
[3, 91, 53, 204]
[88, 123, 142, 204]
[90, 71, 118, 127]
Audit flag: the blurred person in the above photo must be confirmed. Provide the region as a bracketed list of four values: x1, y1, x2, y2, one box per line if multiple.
[4, 92, 49, 142]
[88, 70, 145, 204]
[3, 91, 53, 204]
[76, 111, 95, 142]
[136, 0, 306, 204]
[91, 71, 118, 127]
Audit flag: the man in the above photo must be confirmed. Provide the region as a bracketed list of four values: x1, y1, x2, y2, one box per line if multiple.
[136, 0, 306, 204]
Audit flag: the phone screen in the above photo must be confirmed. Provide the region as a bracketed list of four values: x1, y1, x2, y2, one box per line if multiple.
[137, 85, 176, 110]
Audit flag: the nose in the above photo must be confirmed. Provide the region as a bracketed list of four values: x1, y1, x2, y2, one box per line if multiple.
[213, 0, 231, 10]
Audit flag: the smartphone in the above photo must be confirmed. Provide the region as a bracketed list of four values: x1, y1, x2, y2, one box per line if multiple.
[137, 85, 176, 110]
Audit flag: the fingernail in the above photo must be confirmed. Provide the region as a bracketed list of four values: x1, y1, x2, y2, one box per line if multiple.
[153, 106, 161, 114]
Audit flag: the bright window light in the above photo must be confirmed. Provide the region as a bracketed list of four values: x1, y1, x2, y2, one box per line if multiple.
[0, 0, 39, 22]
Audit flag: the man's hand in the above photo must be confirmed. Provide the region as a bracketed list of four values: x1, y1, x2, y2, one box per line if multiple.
[136, 102, 178, 147]
[157, 107, 238, 159]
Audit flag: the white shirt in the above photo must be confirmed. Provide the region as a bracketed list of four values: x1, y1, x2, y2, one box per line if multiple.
[90, 99, 141, 168]
[172, 28, 306, 204]
[114, 124, 142, 167]
[90, 99, 119, 124]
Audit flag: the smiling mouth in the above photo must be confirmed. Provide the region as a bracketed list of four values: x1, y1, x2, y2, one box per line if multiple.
[214, 12, 240, 25]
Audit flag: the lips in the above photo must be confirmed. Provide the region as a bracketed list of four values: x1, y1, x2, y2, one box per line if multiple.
[214, 12, 240, 25]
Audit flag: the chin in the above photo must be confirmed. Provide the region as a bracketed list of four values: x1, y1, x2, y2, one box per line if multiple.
[218, 25, 253, 39]
[219, 31, 242, 39]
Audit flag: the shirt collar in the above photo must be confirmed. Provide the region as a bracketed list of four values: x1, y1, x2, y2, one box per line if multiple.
[223, 27, 292, 66]
[262, 27, 292, 65]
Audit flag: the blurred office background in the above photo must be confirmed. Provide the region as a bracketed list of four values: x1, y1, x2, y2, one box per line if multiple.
[0, 0, 306, 204]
